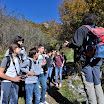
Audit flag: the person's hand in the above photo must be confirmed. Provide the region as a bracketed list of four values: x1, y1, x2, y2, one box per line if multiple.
[62, 64, 64, 67]
[12, 76, 21, 82]
[63, 41, 69, 47]
[41, 59, 46, 66]
[29, 72, 35, 76]
[45, 71, 48, 73]
[25, 73, 29, 78]
[26, 71, 35, 76]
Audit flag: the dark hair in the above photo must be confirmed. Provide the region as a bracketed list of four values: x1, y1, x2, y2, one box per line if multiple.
[82, 13, 97, 25]
[61, 52, 64, 54]
[9, 43, 20, 54]
[14, 36, 24, 44]
[29, 47, 38, 58]
[43, 49, 47, 54]
[38, 44, 44, 48]
[48, 50, 52, 53]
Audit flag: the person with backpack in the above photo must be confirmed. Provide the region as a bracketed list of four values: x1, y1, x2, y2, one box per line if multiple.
[20, 47, 41, 104]
[63, 13, 104, 104]
[53, 51, 64, 87]
[37, 44, 49, 104]
[0, 43, 21, 104]
[61, 52, 67, 74]
[4, 35, 27, 100]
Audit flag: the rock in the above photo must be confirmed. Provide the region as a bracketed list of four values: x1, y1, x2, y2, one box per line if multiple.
[77, 97, 87, 102]
[68, 80, 72, 84]
[69, 84, 75, 89]
[72, 75, 79, 81]
[77, 84, 84, 89]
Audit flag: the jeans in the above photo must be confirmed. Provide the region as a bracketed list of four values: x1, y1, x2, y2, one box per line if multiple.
[38, 74, 47, 103]
[25, 82, 40, 104]
[55, 67, 62, 83]
[45, 67, 53, 80]
[44, 67, 53, 87]
[1, 82, 19, 104]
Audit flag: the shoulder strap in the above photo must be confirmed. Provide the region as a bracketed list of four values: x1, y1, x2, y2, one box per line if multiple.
[28, 59, 32, 71]
[4, 56, 11, 73]
[10, 55, 18, 75]
[60, 56, 63, 63]
[83, 25, 96, 32]
[83, 25, 92, 30]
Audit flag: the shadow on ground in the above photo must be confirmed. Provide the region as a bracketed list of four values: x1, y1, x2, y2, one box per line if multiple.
[47, 86, 73, 104]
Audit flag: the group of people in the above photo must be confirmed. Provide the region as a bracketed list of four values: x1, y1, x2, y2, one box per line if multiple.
[0, 13, 104, 104]
[0, 36, 67, 104]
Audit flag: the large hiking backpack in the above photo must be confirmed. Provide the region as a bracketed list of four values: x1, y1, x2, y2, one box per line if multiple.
[83, 25, 104, 58]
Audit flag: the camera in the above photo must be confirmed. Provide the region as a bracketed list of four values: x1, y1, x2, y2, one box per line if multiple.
[18, 74, 27, 79]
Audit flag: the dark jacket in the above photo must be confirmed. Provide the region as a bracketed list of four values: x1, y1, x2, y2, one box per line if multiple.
[67, 25, 97, 67]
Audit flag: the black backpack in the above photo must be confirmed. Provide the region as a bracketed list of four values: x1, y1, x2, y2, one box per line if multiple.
[0, 56, 11, 81]
[4, 56, 11, 73]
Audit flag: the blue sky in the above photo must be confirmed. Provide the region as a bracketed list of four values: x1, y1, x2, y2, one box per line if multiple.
[4, 0, 61, 23]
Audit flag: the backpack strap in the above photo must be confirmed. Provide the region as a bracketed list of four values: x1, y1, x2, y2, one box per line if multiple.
[10, 55, 18, 75]
[5, 56, 11, 73]
[60, 56, 63, 63]
[83, 25, 92, 30]
[28, 59, 32, 71]
[83, 25, 96, 32]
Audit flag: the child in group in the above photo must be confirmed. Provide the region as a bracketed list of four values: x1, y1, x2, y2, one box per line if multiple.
[0, 43, 21, 104]
[53, 51, 64, 87]
[20, 47, 41, 104]
[45, 51, 54, 88]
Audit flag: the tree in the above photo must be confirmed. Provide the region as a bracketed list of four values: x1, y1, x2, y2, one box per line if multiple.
[58, 0, 89, 41]
[58, 0, 104, 41]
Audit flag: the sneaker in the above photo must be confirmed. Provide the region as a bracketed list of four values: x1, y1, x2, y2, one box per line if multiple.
[55, 83, 58, 87]
[45, 94, 47, 97]
[44, 101, 49, 104]
[40, 103, 44, 104]
[59, 83, 62, 87]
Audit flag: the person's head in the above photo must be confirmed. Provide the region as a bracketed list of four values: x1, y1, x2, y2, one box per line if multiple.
[61, 52, 64, 55]
[52, 50, 56, 55]
[43, 49, 47, 54]
[29, 47, 39, 58]
[82, 13, 97, 25]
[9, 43, 21, 55]
[14, 36, 24, 46]
[38, 44, 44, 54]
[48, 51, 52, 57]
[56, 51, 60, 56]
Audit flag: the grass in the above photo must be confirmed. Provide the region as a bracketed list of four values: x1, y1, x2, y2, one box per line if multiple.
[0, 54, 4, 62]
[60, 77, 74, 103]
[59, 75, 85, 104]
[60, 47, 74, 63]
[18, 98, 25, 104]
